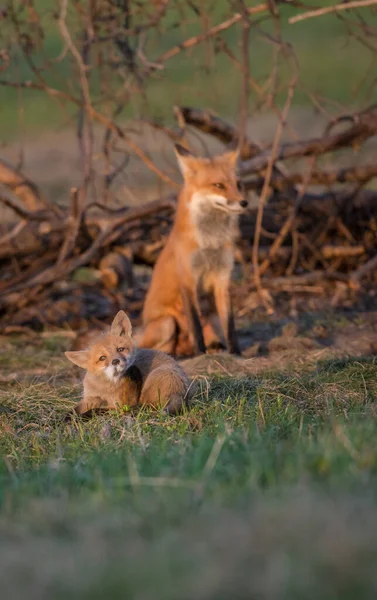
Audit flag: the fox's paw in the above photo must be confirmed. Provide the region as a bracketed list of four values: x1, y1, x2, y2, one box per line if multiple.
[206, 341, 226, 354]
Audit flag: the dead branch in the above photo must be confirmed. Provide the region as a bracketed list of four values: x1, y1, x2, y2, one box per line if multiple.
[351, 253, 377, 282]
[259, 271, 350, 289]
[0, 159, 48, 211]
[177, 106, 260, 159]
[290, 0, 377, 25]
[322, 245, 365, 259]
[245, 161, 377, 189]
[252, 61, 298, 302]
[58, 0, 94, 191]
[56, 188, 84, 265]
[0, 184, 54, 221]
[156, 3, 269, 64]
[240, 110, 377, 175]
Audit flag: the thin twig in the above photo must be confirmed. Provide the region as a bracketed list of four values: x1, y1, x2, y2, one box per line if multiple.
[252, 68, 298, 299]
[237, 1, 251, 153]
[290, 0, 377, 24]
[156, 3, 268, 63]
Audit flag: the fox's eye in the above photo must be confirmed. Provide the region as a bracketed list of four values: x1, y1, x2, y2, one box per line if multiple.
[117, 347, 125, 353]
[99, 356, 106, 361]
[213, 182, 225, 190]
[236, 180, 243, 191]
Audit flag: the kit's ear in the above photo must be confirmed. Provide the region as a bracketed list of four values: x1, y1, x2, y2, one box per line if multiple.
[111, 311, 132, 338]
[65, 350, 90, 369]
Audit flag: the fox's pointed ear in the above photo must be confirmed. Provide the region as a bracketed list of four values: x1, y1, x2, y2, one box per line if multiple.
[223, 148, 240, 166]
[111, 310, 132, 338]
[65, 350, 90, 369]
[174, 144, 197, 178]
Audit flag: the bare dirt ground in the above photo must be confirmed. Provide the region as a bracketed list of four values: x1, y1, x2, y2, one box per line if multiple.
[180, 301, 377, 378]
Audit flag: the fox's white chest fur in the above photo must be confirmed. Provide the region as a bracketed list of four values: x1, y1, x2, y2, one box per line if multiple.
[189, 192, 238, 280]
[190, 192, 238, 249]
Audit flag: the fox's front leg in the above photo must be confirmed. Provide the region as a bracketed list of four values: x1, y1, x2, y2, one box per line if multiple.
[213, 278, 241, 355]
[73, 396, 111, 417]
[180, 285, 206, 355]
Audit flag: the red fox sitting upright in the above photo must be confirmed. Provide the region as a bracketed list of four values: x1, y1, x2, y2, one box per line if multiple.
[139, 144, 248, 356]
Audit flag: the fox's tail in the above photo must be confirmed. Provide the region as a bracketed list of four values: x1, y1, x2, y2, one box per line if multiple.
[140, 362, 192, 414]
[163, 393, 186, 415]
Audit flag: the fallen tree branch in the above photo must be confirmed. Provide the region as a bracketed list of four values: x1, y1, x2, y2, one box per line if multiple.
[0, 195, 176, 296]
[322, 245, 365, 259]
[350, 253, 377, 282]
[259, 271, 350, 288]
[245, 161, 377, 189]
[240, 110, 377, 175]
[0, 159, 49, 211]
[0, 183, 54, 221]
[177, 106, 260, 159]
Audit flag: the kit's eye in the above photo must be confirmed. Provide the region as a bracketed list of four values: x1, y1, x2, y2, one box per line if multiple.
[117, 347, 125, 353]
[236, 180, 243, 191]
[213, 182, 225, 190]
[99, 355, 106, 361]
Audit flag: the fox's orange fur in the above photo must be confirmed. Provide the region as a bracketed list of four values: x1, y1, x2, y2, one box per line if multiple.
[139, 145, 247, 356]
[65, 311, 191, 416]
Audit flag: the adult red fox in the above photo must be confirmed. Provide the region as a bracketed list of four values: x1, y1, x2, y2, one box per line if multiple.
[139, 145, 247, 356]
[65, 311, 191, 416]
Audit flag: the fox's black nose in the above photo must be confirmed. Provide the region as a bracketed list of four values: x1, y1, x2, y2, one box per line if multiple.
[112, 358, 120, 366]
[240, 199, 248, 208]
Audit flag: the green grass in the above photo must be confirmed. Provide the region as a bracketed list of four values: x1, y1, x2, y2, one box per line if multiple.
[1, 1, 377, 139]
[2, 334, 377, 598]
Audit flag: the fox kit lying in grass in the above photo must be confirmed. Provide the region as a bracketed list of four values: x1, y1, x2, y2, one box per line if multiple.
[139, 144, 247, 357]
[65, 311, 191, 416]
